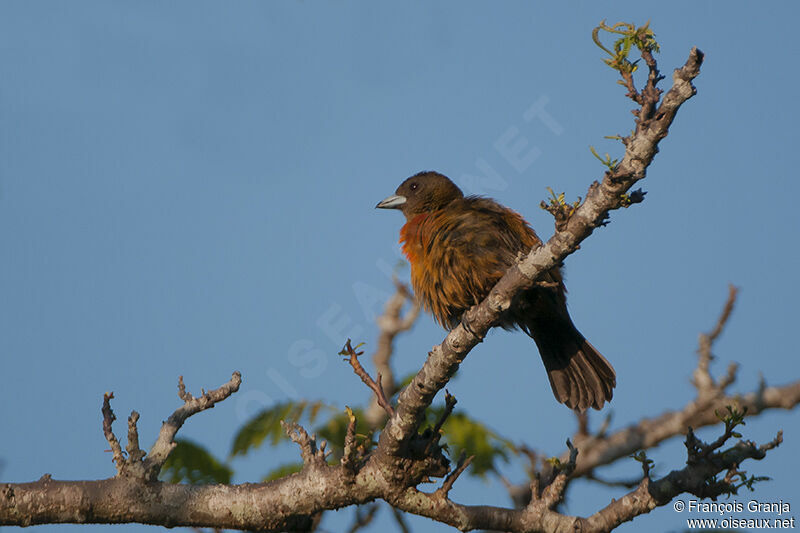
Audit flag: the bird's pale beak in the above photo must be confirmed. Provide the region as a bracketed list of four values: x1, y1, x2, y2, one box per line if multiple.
[375, 194, 407, 209]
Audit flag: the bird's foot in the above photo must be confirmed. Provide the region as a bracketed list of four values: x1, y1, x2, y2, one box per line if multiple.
[460, 316, 485, 342]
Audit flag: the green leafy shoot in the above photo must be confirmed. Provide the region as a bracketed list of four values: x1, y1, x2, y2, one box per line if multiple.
[735, 472, 772, 492]
[230, 400, 335, 457]
[161, 439, 232, 484]
[547, 187, 567, 207]
[592, 20, 660, 74]
[540, 186, 581, 223]
[716, 405, 748, 439]
[589, 145, 619, 170]
[314, 407, 374, 460]
[338, 341, 366, 357]
[630, 450, 655, 469]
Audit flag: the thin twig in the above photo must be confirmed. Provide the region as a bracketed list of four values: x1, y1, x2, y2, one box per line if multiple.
[585, 472, 640, 489]
[437, 452, 473, 498]
[346, 504, 379, 533]
[391, 507, 411, 533]
[341, 339, 395, 417]
[425, 390, 457, 454]
[366, 281, 420, 426]
[694, 285, 739, 397]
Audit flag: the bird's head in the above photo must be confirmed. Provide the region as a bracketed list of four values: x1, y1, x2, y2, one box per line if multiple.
[376, 171, 464, 219]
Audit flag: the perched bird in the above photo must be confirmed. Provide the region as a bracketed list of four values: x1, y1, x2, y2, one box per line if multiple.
[377, 171, 616, 411]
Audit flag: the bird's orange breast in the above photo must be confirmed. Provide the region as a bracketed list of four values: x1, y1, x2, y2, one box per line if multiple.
[399, 213, 429, 269]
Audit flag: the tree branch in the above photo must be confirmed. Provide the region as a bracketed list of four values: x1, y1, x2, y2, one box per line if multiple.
[144, 372, 242, 479]
[507, 286, 797, 502]
[341, 339, 395, 417]
[366, 280, 420, 427]
[586, 432, 782, 531]
[556, 377, 800, 480]
[694, 284, 738, 397]
[101, 392, 127, 475]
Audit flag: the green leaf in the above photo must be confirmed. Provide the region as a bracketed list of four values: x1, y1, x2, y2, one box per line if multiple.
[262, 462, 304, 482]
[161, 439, 232, 484]
[231, 401, 312, 457]
[440, 413, 514, 478]
[308, 401, 327, 424]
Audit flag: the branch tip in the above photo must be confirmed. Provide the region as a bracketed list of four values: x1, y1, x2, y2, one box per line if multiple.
[126, 411, 145, 464]
[144, 372, 242, 479]
[761, 430, 783, 452]
[101, 392, 125, 475]
[341, 339, 395, 417]
[366, 282, 421, 427]
[283, 420, 327, 467]
[694, 286, 740, 398]
[341, 405, 360, 471]
[438, 452, 473, 498]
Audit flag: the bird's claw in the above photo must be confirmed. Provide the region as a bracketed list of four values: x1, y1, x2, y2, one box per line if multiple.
[460, 316, 485, 342]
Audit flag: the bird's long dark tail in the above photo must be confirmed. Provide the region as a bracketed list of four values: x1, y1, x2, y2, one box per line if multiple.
[526, 315, 616, 411]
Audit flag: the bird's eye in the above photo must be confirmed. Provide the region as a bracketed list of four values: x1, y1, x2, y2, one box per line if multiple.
[410, 182, 418, 191]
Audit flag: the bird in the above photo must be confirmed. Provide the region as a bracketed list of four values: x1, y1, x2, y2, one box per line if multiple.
[376, 171, 616, 411]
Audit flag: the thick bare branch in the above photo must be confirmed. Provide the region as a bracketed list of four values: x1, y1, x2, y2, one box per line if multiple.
[0, 476, 325, 530]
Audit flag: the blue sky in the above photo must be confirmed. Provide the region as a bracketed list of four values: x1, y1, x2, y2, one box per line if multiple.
[2, 2, 799, 532]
